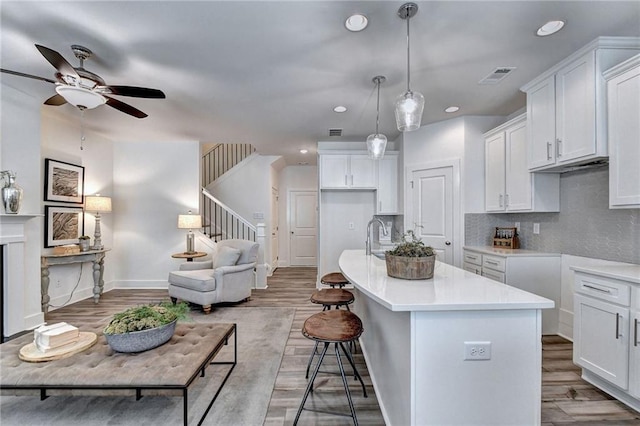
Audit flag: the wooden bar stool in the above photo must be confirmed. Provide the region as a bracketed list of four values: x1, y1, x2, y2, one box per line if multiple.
[320, 272, 350, 288]
[294, 310, 367, 426]
[310, 288, 354, 311]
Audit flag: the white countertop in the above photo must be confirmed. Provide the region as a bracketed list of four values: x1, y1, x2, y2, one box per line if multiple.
[571, 264, 640, 284]
[463, 246, 561, 257]
[339, 250, 555, 312]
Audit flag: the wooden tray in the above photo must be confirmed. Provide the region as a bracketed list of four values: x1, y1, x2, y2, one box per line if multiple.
[19, 332, 98, 362]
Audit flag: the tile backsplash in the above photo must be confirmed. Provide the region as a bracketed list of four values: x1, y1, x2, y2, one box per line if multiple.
[465, 166, 639, 264]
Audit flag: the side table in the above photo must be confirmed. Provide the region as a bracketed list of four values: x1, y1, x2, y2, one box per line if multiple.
[172, 251, 207, 262]
[40, 249, 111, 314]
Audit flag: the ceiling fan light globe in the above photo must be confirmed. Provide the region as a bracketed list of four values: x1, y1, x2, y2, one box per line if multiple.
[366, 133, 387, 160]
[55, 85, 106, 109]
[395, 90, 424, 132]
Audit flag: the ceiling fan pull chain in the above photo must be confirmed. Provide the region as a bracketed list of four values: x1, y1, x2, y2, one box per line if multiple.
[79, 107, 86, 150]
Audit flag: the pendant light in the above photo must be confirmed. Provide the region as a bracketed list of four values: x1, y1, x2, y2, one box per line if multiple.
[395, 2, 424, 132]
[367, 76, 388, 160]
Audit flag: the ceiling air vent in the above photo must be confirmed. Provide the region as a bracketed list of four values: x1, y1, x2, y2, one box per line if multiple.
[478, 67, 516, 85]
[329, 128, 343, 137]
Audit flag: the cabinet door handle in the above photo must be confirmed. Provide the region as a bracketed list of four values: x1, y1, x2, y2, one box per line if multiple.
[351, 175, 354, 186]
[635, 319, 638, 347]
[616, 313, 620, 339]
[546, 142, 552, 160]
[486, 260, 499, 266]
[556, 138, 562, 157]
[583, 283, 612, 294]
[499, 194, 503, 207]
[505, 194, 509, 207]
[344, 175, 348, 186]
[379, 201, 382, 211]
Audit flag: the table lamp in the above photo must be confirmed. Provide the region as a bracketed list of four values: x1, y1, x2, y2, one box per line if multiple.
[178, 210, 202, 254]
[85, 194, 112, 250]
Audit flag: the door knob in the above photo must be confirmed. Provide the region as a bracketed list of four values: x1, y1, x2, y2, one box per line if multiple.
[445, 241, 451, 246]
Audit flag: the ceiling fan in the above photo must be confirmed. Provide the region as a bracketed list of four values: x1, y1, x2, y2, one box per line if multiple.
[0, 44, 165, 118]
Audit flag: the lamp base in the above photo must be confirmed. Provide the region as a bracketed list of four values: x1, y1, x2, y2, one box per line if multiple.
[185, 231, 195, 254]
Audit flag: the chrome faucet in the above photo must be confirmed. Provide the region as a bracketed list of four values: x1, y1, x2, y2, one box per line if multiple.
[366, 218, 388, 255]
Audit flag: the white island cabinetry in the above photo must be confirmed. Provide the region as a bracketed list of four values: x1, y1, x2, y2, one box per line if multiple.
[572, 265, 640, 412]
[339, 250, 553, 426]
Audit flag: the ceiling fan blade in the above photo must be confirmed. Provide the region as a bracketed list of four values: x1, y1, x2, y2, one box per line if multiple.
[35, 44, 79, 79]
[105, 85, 166, 99]
[104, 96, 148, 118]
[1, 68, 56, 84]
[44, 94, 67, 106]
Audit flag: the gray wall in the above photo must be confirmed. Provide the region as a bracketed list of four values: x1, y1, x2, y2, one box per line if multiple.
[465, 166, 640, 264]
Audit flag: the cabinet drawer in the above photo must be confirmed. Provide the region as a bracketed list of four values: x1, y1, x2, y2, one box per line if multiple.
[482, 255, 506, 272]
[482, 269, 506, 283]
[574, 272, 631, 307]
[463, 262, 482, 275]
[463, 251, 482, 266]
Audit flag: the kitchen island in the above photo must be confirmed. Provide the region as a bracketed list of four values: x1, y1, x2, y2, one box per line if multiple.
[339, 249, 554, 426]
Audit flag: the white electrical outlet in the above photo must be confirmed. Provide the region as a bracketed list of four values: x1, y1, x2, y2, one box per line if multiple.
[348, 222, 355, 230]
[464, 341, 492, 360]
[533, 223, 540, 234]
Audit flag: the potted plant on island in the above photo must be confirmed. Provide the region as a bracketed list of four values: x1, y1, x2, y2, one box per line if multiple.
[103, 301, 189, 353]
[385, 230, 436, 280]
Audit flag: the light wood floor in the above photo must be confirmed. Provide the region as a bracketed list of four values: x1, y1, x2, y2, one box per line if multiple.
[45, 267, 640, 425]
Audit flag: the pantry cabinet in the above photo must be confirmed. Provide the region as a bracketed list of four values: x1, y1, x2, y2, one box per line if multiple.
[521, 37, 640, 172]
[572, 265, 640, 412]
[376, 153, 400, 214]
[484, 114, 559, 212]
[463, 247, 561, 334]
[319, 154, 376, 189]
[604, 54, 640, 209]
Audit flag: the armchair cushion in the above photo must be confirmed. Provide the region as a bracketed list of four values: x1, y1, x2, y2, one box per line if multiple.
[168, 270, 216, 292]
[212, 246, 241, 268]
[179, 260, 213, 271]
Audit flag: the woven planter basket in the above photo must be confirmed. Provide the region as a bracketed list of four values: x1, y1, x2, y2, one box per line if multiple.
[385, 254, 436, 280]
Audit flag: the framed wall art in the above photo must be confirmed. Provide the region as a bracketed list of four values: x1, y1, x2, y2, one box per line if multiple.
[44, 158, 85, 204]
[45, 206, 84, 247]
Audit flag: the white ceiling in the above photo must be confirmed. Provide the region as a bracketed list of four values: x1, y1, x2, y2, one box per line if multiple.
[2, 1, 639, 165]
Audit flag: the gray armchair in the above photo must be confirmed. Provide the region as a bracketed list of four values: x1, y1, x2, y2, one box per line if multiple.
[168, 239, 259, 314]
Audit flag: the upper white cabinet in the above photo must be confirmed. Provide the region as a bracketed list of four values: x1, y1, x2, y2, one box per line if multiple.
[521, 37, 640, 172]
[319, 154, 376, 189]
[604, 54, 640, 209]
[484, 114, 559, 212]
[376, 153, 400, 214]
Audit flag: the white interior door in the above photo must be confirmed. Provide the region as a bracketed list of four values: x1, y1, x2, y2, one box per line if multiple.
[409, 166, 454, 264]
[290, 190, 317, 266]
[271, 187, 279, 269]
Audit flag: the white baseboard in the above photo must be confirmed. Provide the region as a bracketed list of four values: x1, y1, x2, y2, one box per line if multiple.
[23, 311, 45, 331]
[559, 308, 574, 340]
[113, 280, 169, 289]
[47, 287, 95, 312]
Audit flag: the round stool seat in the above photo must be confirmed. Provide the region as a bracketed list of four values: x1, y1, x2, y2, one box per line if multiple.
[320, 272, 349, 288]
[302, 310, 363, 343]
[310, 288, 354, 308]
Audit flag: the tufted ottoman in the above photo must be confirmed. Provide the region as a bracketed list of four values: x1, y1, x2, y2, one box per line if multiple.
[0, 322, 236, 426]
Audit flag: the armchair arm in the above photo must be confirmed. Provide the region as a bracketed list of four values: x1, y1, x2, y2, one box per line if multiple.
[179, 260, 213, 271]
[213, 262, 256, 275]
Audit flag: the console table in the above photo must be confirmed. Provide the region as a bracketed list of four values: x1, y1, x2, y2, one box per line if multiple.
[40, 249, 110, 313]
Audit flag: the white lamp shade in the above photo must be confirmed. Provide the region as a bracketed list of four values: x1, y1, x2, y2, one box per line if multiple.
[178, 214, 202, 229]
[55, 85, 106, 109]
[395, 90, 425, 132]
[85, 195, 112, 213]
[366, 134, 388, 160]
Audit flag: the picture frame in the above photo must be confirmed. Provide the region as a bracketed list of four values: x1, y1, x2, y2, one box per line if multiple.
[45, 206, 84, 247]
[44, 158, 85, 204]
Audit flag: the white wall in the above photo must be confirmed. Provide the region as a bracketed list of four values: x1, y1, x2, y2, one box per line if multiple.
[277, 165, 318, 266]
[41, 110, 115, 308]
[0, 83, 45, 333]
[113, 141, 200, 288]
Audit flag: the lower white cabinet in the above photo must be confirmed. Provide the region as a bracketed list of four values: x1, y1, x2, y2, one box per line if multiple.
[572, 266, 640, 412]
[463, 247, 560, 334]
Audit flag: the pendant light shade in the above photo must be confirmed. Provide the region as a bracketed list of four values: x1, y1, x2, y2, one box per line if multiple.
[367, 76, 387, 160]
[395, 3, 424, 132]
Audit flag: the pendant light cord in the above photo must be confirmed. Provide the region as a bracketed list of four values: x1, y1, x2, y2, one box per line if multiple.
[375, 79, 381, 134]
[406, 8, 411, 93]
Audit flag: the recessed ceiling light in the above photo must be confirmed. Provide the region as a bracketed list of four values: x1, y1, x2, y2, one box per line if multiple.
[536, 20, 565, 37]
[444, 106, 460, 113]
[345, 14, 368, 32]
[333, 105, 347, 113]
[300, 149, 308, 154]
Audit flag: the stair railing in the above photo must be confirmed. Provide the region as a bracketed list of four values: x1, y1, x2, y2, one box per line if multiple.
[201, 188, 256, 242]
[202, 143, 255, 187]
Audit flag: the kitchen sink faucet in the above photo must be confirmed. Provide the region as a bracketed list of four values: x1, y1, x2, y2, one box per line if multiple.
[366, 218, 389, 255]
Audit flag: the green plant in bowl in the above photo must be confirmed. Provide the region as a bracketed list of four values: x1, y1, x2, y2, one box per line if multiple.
[104, 301, 189, 335]
[385, 230, 435, 258]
